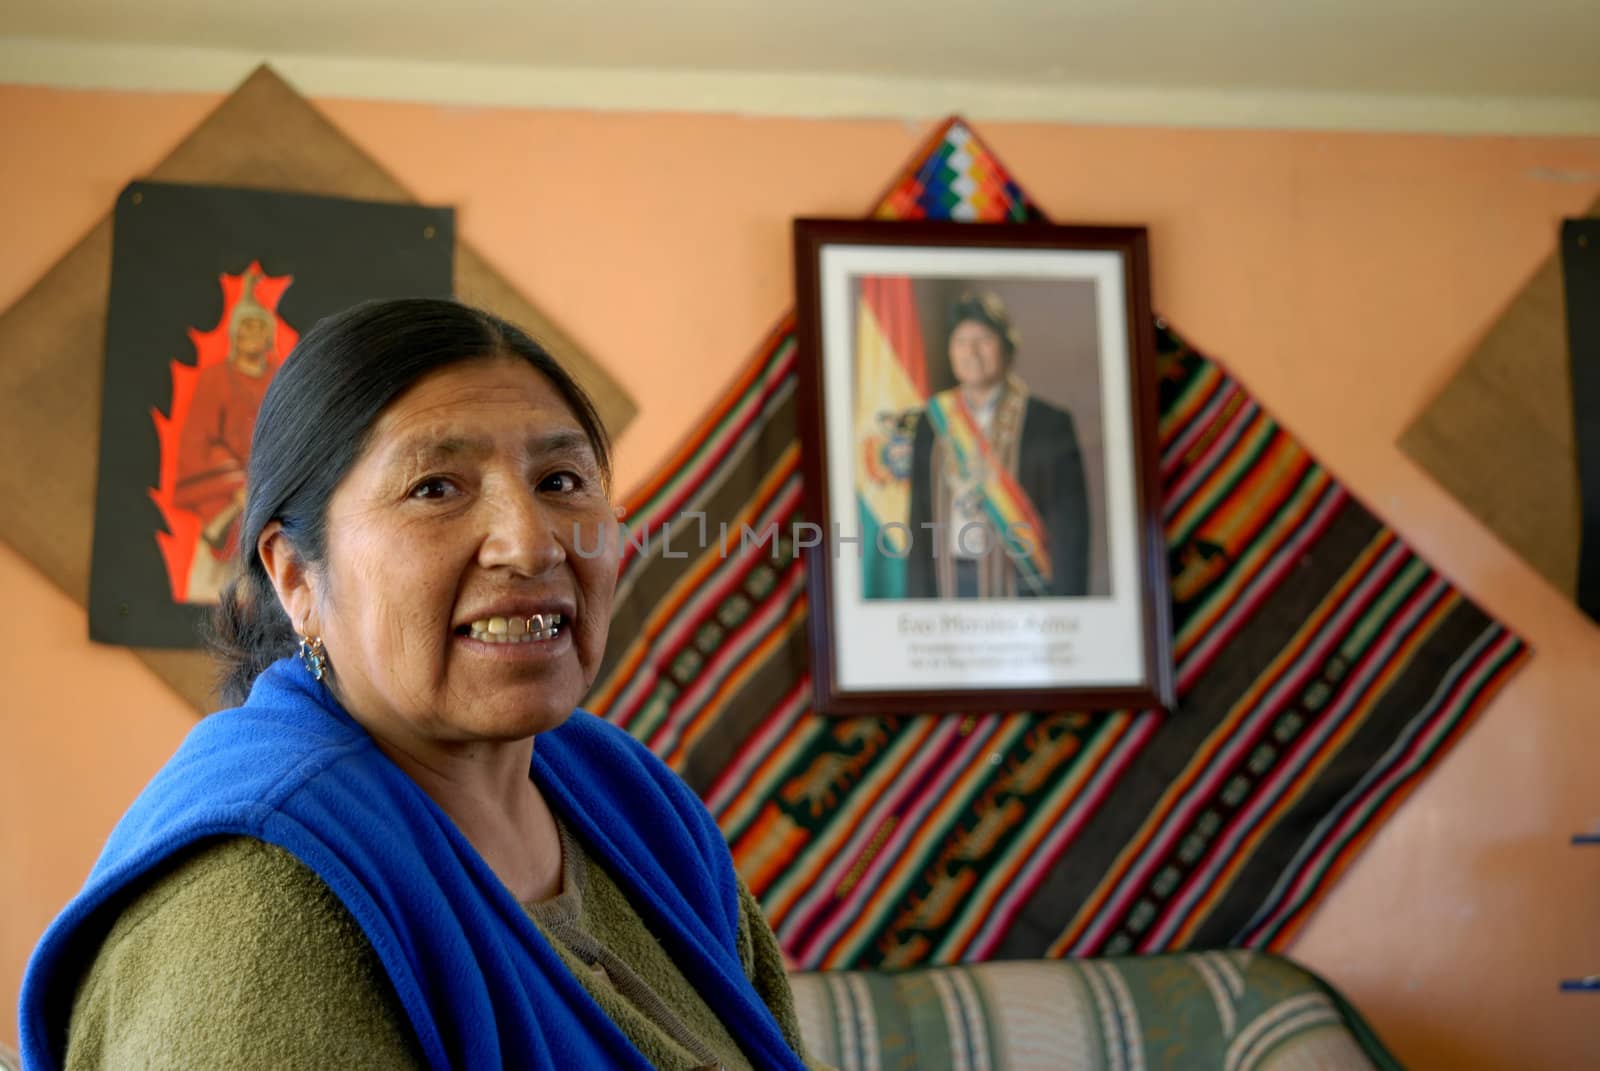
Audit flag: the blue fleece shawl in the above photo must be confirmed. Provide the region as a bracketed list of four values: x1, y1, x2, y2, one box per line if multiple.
[19, 658, 808, 1070]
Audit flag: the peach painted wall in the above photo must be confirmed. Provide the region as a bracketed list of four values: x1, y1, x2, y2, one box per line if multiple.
[3, 85, 1599, 1069]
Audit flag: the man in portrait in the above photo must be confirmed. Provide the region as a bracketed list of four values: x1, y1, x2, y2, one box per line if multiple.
[905, 290, 1090, 599]
[170, 269, 282, 603]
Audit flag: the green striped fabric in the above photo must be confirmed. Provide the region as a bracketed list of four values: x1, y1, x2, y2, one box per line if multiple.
[789, 952, 1402, 1071]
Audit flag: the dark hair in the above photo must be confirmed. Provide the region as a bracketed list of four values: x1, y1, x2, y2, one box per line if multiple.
[208, 298, 612, 708]
[945, 290, 1018, 364]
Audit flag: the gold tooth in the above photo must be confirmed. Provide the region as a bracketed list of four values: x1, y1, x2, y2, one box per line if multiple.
[466, 614, 563, 640]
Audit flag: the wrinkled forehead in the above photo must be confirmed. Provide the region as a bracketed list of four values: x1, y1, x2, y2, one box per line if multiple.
[360, 358, 597, 470]
[379, 427, 596, 472]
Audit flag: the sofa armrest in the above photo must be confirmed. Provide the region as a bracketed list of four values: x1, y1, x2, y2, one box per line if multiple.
[788, 950, 1401, 1070]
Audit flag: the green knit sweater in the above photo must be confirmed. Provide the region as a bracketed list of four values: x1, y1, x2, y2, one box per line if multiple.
[63, 826, 824, 1070]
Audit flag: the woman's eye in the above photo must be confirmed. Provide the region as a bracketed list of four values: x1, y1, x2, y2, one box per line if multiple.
[540, 471, 582, 494]
[410, 476, 457, 500]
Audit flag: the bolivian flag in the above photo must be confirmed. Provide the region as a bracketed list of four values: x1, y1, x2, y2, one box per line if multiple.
[854, 276, 928, 598]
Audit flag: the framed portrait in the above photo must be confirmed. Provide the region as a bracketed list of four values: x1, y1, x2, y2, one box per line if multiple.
[792, 219, 1174, 715]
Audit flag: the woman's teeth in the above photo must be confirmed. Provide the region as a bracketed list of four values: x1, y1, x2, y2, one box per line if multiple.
[467, 613, 564, 644]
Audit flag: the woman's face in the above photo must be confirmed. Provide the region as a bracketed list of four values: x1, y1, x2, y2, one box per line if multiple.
[948, 319, 1007, 391]
[294, 355, 620, 746]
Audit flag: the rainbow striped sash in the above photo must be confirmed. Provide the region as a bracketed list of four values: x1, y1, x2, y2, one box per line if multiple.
[925, 389, 1054, 592]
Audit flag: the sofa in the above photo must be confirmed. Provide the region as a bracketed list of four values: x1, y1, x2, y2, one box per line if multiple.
[788, 950, 1400, 1070]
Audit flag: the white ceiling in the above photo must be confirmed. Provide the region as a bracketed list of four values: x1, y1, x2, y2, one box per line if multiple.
[4, 0, 1600, 133]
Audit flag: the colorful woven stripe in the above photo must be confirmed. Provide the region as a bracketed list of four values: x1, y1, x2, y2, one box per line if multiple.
[586, 117, 1526, 969]
[924, 390, 1055, 589]
[873, 123, 1040, 224]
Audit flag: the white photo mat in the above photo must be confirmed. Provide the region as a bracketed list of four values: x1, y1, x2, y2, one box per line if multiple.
[817, 244, 1148, 693]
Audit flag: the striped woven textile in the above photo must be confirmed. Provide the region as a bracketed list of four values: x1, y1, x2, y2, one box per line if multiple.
[788, 951, 1400, 1071]
[587, 119, 1526, 969]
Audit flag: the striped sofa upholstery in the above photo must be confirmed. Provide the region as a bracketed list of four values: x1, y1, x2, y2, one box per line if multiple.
[789, 951, 1400, 1071]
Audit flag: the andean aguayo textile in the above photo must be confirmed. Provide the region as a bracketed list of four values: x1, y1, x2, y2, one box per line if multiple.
[588, 120, 1527, 969]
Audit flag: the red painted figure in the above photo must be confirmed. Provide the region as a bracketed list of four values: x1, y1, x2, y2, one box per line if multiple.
[171, 270, 281, 603]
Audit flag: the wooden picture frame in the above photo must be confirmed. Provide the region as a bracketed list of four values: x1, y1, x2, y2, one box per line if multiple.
[793, 219, 1174, 715]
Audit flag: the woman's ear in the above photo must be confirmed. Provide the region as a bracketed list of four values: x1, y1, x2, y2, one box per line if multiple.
[257, 521, 318, 634]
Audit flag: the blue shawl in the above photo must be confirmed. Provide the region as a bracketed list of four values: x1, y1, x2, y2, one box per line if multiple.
[19, 658, 808, 1070]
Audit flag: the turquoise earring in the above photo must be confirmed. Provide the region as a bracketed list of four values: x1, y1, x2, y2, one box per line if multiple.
[297, 635, 327, 682]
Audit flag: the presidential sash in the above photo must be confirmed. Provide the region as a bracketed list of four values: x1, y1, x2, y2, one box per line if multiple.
[924, 380, 1054, 594]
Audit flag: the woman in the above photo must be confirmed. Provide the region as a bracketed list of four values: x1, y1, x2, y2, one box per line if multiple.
[905, 290, 1091, 600]
[20, 300, 821, 1070]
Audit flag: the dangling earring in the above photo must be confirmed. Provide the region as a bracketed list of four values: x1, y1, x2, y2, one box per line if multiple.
[297, 635, 327, 682]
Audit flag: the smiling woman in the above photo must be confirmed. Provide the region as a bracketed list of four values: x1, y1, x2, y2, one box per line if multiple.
[19, 300, 825, 1071]
[259, 356, 622, 772]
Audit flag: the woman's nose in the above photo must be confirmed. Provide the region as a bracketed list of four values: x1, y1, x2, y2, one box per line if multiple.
[478, 487, 565, 576]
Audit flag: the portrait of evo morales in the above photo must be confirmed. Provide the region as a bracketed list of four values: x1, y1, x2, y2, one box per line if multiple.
[853, 276, 1111, 602]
